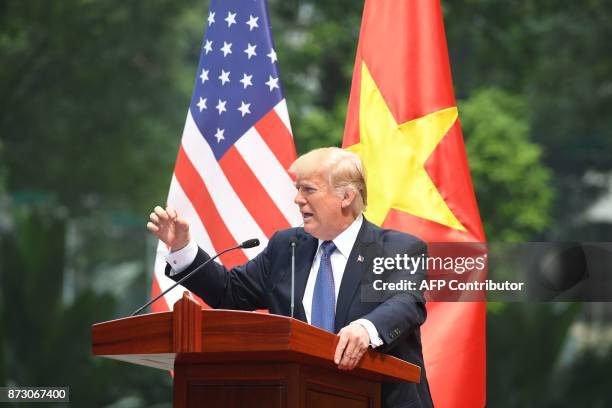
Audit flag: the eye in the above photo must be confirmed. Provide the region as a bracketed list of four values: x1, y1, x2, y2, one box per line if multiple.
[295, 183, 318, 195]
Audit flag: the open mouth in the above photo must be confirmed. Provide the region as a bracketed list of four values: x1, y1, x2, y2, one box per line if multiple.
[302, 212, 313, 221]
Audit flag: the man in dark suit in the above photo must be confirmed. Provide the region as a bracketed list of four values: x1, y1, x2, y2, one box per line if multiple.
[148, 147, 434, 408]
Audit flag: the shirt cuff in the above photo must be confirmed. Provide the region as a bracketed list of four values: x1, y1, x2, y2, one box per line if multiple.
[166, 240, 198, 276]
[351, 318, 384, 348]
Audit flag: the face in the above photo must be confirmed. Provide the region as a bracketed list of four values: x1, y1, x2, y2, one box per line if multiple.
[294, 172, 352, 240]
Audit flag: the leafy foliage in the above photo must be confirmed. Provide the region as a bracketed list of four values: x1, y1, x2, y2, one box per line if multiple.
[487, 303, 582, 407]
[0, 205, 172, 406]
[269, 0, 362, 151]
[0, 0, 199, 215]
[460, 88, 553, 241]
[444, 0, 612, 238]
[1, 0, 611, 406]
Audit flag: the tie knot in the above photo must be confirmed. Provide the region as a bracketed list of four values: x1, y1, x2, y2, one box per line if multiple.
[321, 240, 336, 257]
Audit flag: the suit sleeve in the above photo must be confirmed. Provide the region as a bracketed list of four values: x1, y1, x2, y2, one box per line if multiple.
[360, 237, 428, 351]
[164, 234, 277, 310]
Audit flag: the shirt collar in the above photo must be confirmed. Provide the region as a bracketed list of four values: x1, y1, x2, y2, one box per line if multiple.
[317, 214, 363, 258]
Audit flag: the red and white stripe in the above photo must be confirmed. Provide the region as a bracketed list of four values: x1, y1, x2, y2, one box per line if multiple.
[151, 100, 300, 312]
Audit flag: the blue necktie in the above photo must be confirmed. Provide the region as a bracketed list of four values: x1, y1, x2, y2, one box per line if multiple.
[311, 241, 337, 332]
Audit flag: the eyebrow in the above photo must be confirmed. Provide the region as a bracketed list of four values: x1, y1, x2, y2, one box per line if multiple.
[295, 180, 316, 188]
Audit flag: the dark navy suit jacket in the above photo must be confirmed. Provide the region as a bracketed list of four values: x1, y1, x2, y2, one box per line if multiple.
[166, 219, 434, 408]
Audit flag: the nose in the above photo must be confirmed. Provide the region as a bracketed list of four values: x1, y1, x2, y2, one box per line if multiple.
[294, 189, 306, 206]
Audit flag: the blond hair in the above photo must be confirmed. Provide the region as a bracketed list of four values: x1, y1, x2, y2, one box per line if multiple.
[289, 147, 367, 215]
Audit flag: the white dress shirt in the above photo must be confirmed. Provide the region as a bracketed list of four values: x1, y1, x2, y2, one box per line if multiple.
[302, 215, 382, 347]
[167, 240, 199, 274]
[166, 214, 383, 348]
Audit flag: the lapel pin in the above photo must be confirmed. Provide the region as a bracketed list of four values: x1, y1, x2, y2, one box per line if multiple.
[357, 255, 364, 263]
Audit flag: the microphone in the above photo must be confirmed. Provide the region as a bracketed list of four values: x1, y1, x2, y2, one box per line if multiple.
[131, 238, 260, 316]
[289, 236, 298, 318]
[241, 238, 260, 249]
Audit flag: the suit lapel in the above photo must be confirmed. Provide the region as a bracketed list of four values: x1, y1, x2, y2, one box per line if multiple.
[292, 234, 318, 323]
[334, 220, 376, 332]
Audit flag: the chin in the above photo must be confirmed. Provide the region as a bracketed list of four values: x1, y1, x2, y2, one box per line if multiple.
[302, 223, 318, 237]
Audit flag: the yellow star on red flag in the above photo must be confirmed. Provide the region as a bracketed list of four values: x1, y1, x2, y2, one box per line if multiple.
[347, 62, 466, 232]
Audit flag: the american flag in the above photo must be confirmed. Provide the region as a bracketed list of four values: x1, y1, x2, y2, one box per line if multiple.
[151, 0, 301, 311]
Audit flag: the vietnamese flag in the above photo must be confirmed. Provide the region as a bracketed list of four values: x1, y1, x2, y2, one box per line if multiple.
[343, 1, 486, 407]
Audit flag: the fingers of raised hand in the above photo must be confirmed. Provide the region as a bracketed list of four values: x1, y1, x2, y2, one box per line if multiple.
[154, 205, 169, 221]
[149, 212, 160, 224]
[148, 207, 173, 237]
[166, 206, 177, 219]
[146, 221, 159, 232]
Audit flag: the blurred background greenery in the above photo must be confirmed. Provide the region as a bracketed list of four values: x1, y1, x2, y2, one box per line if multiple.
[1, 0, 611, 406]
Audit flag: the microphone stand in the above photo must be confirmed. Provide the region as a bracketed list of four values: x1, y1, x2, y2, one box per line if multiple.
[131, 239, 259, 316]
[290, 239, 297, 318]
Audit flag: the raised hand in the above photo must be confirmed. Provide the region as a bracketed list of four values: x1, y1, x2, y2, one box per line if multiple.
[146, 206, 191, 251]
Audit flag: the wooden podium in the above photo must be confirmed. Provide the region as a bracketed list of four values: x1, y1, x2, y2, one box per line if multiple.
[92, 292, 420, 408]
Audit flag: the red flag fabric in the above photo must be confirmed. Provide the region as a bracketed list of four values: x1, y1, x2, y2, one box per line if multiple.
[150, 0, 300, 312]
[343, 1, 486, 407]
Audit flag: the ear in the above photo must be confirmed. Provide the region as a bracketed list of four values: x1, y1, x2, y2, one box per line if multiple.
[340, 189, 356, 209]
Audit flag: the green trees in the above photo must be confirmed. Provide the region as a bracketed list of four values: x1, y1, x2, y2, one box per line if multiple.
[0, 0, 197, 215]
[459, 88, 553, 241]
[444, 0, 612, 240]
[0, 1, 197, 405]
[1, 0, 611, 406]
[0, 205, 173, 406]
[270, 0, 363, 152]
